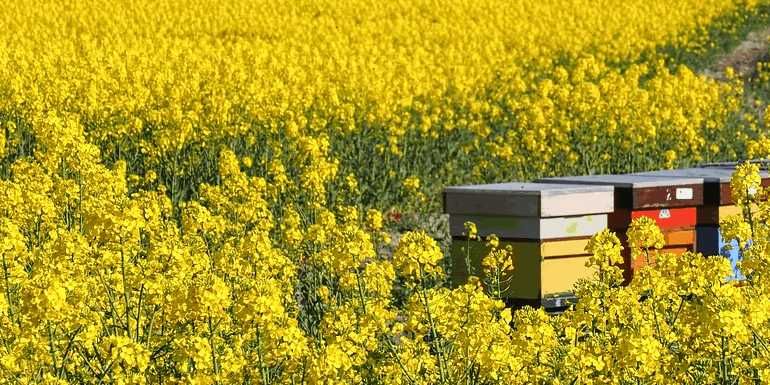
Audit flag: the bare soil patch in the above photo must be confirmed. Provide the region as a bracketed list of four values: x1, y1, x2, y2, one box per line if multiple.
[703, 27, 770, 80]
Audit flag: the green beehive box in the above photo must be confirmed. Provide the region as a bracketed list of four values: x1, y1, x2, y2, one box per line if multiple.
[444, 182, 614, 303]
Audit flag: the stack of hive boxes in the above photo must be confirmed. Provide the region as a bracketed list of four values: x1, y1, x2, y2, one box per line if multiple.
[443, 182, 614, 308]
[537, 174, 704, 282]
[634, 167, 770, 279]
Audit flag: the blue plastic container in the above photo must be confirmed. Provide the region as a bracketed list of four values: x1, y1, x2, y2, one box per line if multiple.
[697, 225, 744, 280]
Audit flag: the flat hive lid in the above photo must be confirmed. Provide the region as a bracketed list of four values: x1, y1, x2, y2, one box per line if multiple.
[443, 182, 613, 217]
[634, 168, 770, 205]
[633, 168, 735, 182]
[537, 174, 704, 209]
[700, 164, 770, 178]
[538, 174, 702, 188]
[635, 167, 770, 181]
[697, 166, 770, 178]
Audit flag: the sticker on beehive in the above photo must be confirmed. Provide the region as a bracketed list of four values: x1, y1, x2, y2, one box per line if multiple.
[675, 188, 693, 200]
[632, 207, 696, 229]
[448, 213, 608, 239]
[633, 168, 731, 205]
[443, 182, 614, 217]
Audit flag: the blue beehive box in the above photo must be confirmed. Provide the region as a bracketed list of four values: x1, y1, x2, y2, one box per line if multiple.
[696, 227, 744, 280]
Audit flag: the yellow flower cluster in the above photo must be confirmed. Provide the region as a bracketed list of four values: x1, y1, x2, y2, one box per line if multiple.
[393, 230, 444, 282]
[2, 0, 770, 384]
[627, 216, 667, 262]
[730, 162, 763, 204]
[5, 119, 770, 384]
[0, 0, 763, 212]
[481, 244, 515, 299]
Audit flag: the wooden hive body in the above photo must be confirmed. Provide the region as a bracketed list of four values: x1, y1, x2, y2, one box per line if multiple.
[448, 213, 608, 240]
[444, 182, 614, 304]
[537, 174, 705, 282]
[450, 241, 594, 300]
[633, 168, 770, 223]
[633, 167, 770, 280]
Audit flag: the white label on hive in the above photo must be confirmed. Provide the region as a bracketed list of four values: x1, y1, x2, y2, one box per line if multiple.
[659, 209, 671, 219]
[676, 188, 693, 200]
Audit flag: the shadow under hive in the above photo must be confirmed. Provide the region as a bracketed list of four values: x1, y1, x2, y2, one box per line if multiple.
[633, 166, 770, 280]
[443, 182, 614, 308]
[536, 174, 704, 283]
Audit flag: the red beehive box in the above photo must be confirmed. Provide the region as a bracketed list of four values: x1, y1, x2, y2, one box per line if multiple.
[632, 167, 770, 223]
[632, 167, 770, 280]
[537, 174, 704, 282]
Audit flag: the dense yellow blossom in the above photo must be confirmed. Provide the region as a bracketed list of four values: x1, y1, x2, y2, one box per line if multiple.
[586, 228, 625, 267]
[393, 230, 444, 281]
[481, 244, 515, 299]
[1, 0, 770, 384]
[627, 216, 667, 262]
[463, 221, 478, 240]
[0, 0, 761, 212]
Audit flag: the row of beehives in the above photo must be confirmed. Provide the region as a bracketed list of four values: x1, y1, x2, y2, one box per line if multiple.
[444, 166, 769, 309]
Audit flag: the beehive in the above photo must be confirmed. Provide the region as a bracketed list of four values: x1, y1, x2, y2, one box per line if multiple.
[444, 182, 614, 307]
[537, 174, 704, 281]
[634, 167, 770, 280]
